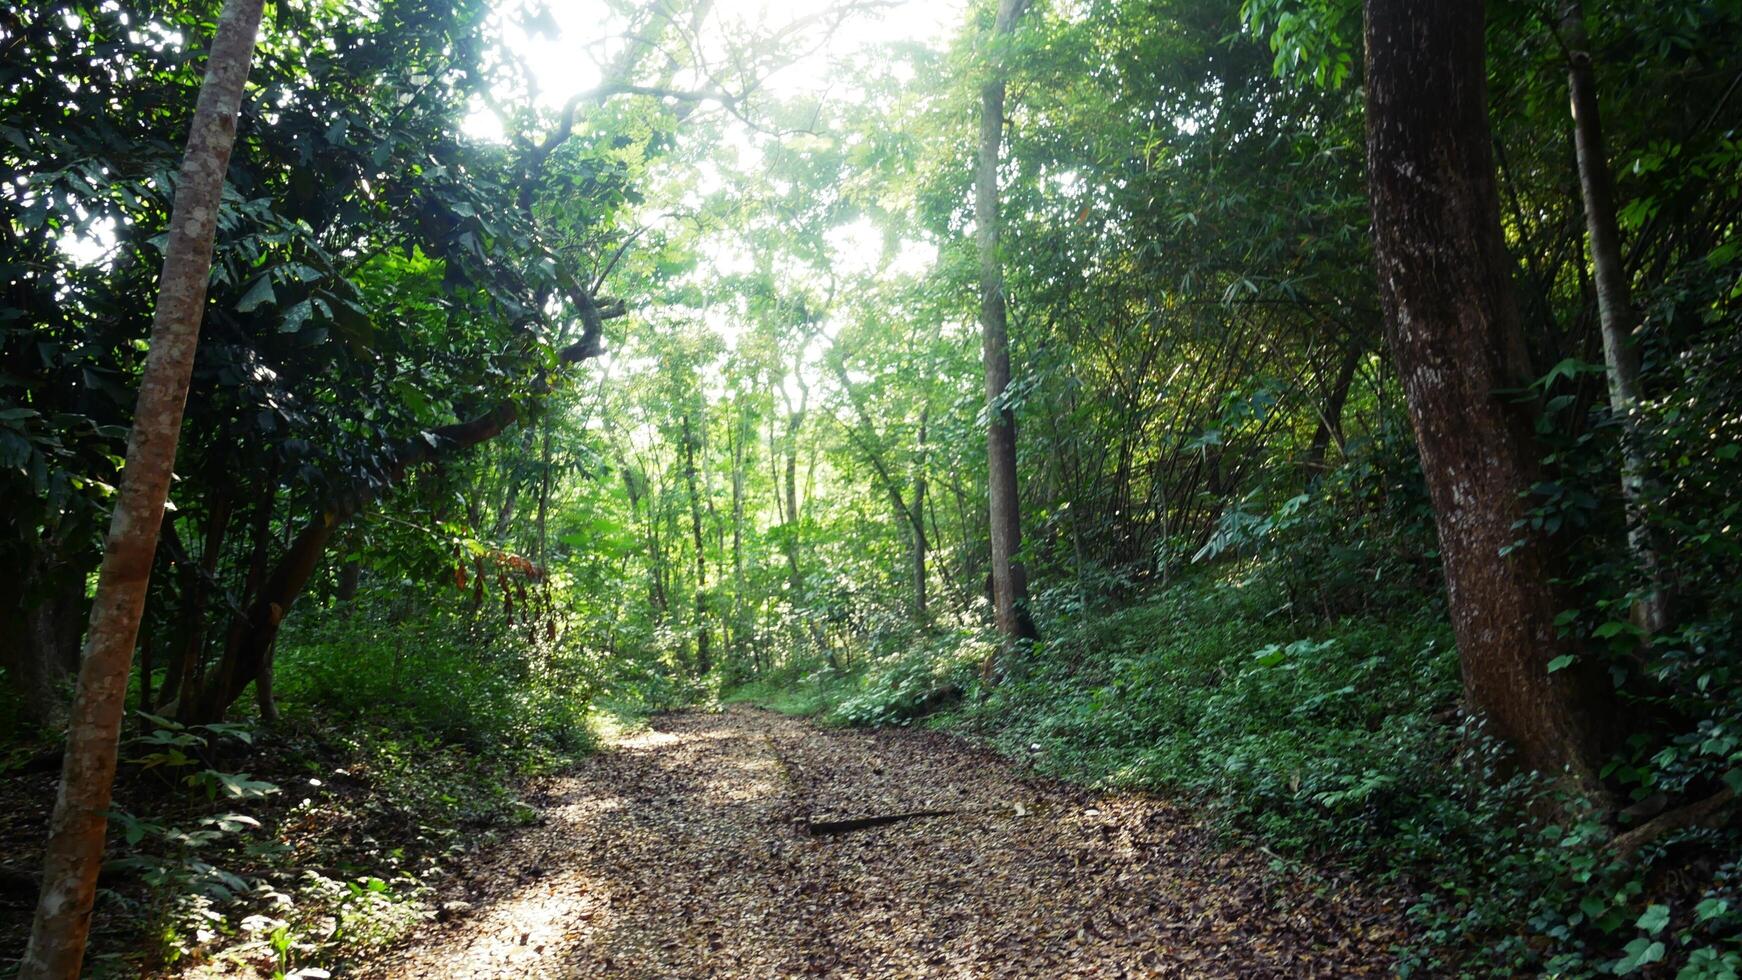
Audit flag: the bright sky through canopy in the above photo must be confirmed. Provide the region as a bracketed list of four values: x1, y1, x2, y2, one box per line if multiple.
[467, 0, 965, 139]
[470, 0, 961, 382]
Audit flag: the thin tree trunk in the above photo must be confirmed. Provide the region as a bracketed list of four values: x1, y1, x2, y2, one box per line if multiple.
[0, 548, 87, 730]
[977, 0, 1037, 669]
[829, 356, 931, 621]
[1306, 343, 1361, 472]
[784, 417, 803, 594]
[190, 485, 275, 721]
[158, 481, 234, 709]
[911, 408, 929, 621]
[336, 560, 361, 603]
[1363, 0, 1615, 786]
[254, 636, 278, 724]
[730, 402, 746, 662]
[681, 413, 711, 676]
[21, 2, 267, 974]
[537, 414, 553, 572]
[1558, 0, 1668, 633]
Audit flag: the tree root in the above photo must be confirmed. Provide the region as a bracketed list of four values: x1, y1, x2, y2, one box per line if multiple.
[1612, 787, 1737, 859]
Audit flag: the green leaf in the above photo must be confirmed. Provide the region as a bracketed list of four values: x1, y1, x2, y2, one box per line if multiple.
[279, 299, 315, 334]
[1547, 654, 1575, 674]
[1724, 768, 1742, 795]
[1251, 645, 1286, 668]
[237, 274, 276, 313]
[1637, 904, 1671, 935]
[1616, 937, 1666, 974]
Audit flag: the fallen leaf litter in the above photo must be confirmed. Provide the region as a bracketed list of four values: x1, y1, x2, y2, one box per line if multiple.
[378, 706, 1409, 978]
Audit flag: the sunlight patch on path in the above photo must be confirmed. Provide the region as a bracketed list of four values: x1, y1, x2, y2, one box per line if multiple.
[379, 707, 1411, 978]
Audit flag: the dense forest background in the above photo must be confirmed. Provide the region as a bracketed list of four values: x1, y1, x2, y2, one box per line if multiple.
[3, 0, 1742, 975]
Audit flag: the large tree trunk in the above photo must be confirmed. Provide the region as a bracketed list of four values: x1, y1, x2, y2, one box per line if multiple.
[1363, 0, 1615, 785]
[1558, 0, 1667, 633]
[21, 2, 267, 975]
[977, 0, 1037, 665]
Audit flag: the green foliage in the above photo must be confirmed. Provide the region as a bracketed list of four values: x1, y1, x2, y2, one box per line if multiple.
[4, 0, 1742, 974]
[957, 571, 1459, 851]
[276, 600, 596, 761]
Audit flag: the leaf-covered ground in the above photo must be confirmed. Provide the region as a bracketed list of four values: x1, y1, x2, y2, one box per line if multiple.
[379, 707, 1410, 977]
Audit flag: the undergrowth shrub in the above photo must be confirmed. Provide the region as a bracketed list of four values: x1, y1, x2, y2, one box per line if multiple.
[954, 570, 1460, 854]
[70, 591, 608, 974]
[275, 594, 597, 760]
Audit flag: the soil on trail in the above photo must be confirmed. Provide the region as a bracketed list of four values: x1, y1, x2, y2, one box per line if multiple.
[380, 707, 1410, 978]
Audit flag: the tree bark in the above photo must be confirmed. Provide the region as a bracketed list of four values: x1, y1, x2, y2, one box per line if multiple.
[336, 560, 362, 603]
[911, 409, 930, 621]
[681, 412, 711, 676]
[254, 637, 279, 724]
[730, 401, 747, 663]
[536, 414, 553, 573]
[1305, 343, 1361, 472]
[0, 547, 87, 730]
[1363, 0, 1615, 785]
[780, 378, 807, 599]
[21, 2, 267, 975]
[1558, 0, 1668, 633]
[977, 0, 1037, 668]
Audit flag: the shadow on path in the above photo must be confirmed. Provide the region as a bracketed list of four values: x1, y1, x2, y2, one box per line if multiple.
[378, 708, 1408, 978]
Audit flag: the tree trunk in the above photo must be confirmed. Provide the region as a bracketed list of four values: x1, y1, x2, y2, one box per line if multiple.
[254, 637, 278, 724]
[177, 297, 613, 724]
[1306, 343, 1361, 472]
[911, 409, 930, 622]
[730, 402, 747, 662]
[160, 486, 232, 708]
[21, 2, 267, 975]
[1558, 0, 1668, 633]
[137, 617, 154, 716]
[336, 560, 362, 603]
[536, 414, 553, 572]
[783, 412, 804, 597]
[0, 547, 87, 730]
[681, 413, 711, 676]
[1363, 0, 1615, 785]
[977, 0, 1037, 666]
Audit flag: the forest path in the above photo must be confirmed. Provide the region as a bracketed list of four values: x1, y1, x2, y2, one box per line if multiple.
[378, 707, 1408, 978]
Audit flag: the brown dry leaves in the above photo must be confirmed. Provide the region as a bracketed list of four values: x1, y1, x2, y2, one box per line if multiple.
[378, 707, 1409, 978]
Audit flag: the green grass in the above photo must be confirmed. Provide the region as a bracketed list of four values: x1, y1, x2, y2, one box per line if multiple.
[720, 673, 857, 719]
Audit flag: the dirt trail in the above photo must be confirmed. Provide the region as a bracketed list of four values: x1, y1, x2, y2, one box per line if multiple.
[380, 707, 1409, 978]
